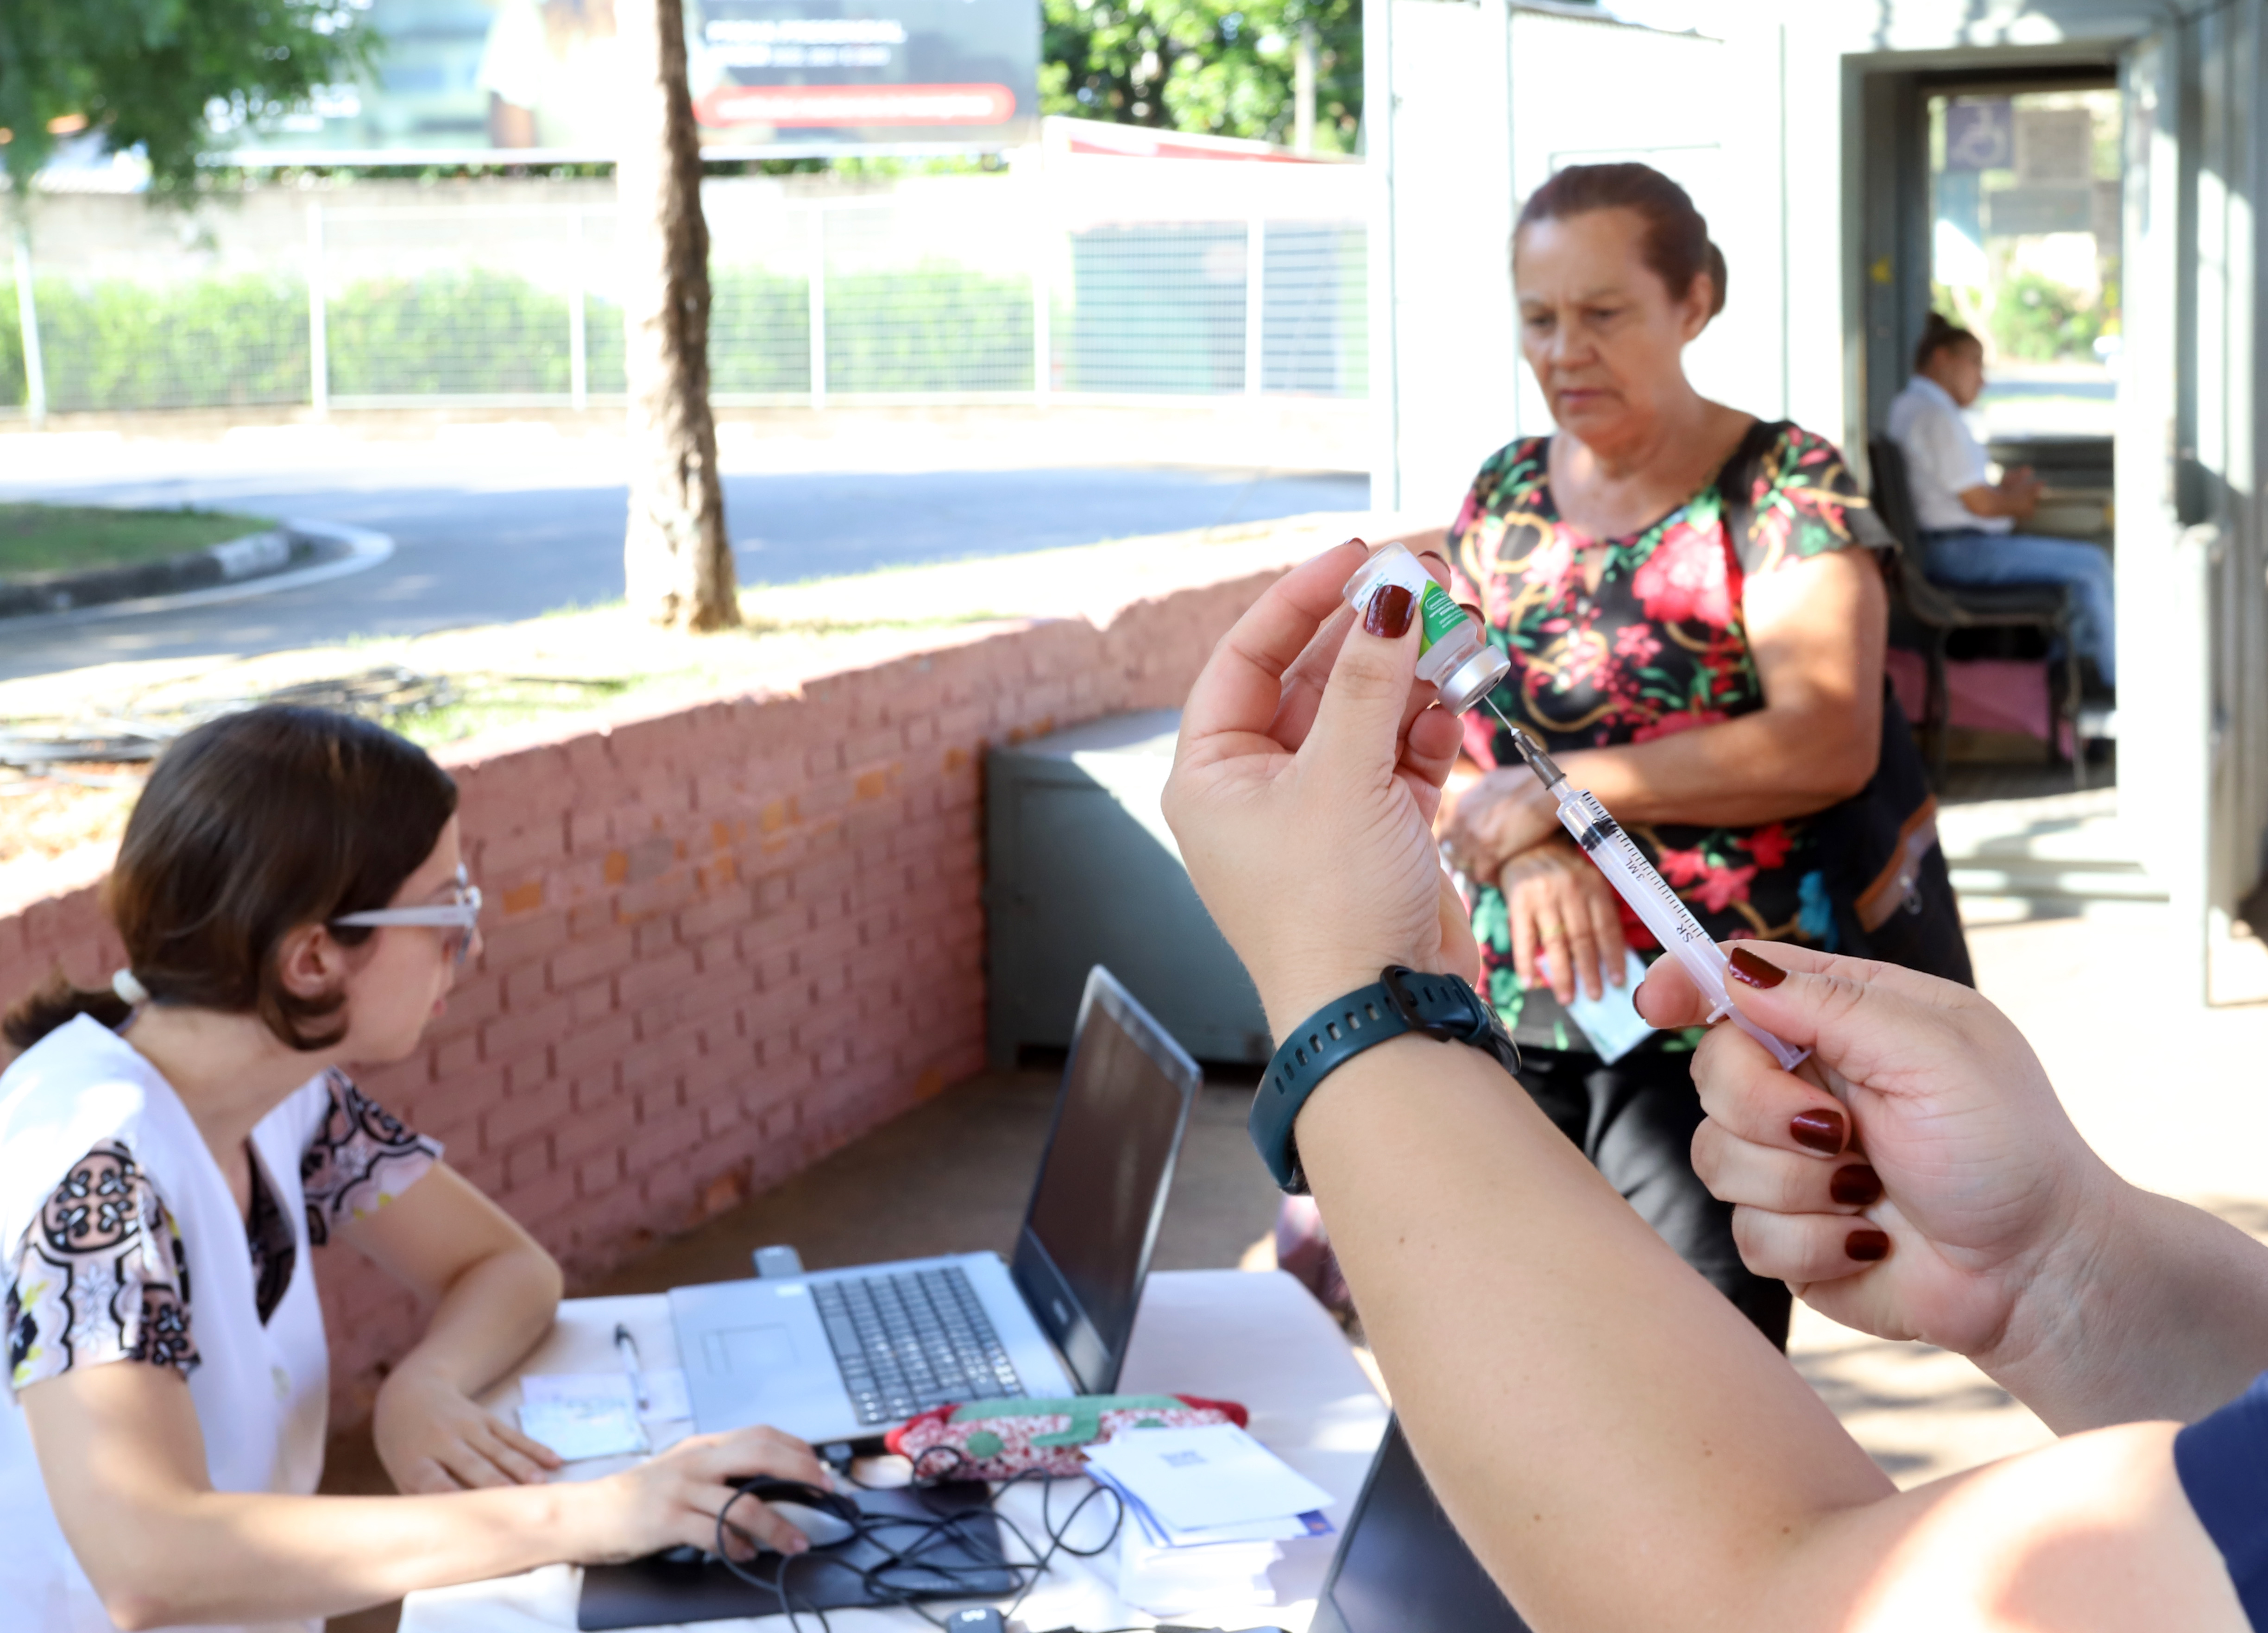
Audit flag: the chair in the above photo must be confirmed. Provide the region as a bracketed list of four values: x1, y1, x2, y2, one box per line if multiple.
[1866, 437, 2085, 791]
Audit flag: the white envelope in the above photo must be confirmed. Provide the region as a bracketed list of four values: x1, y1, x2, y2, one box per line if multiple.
[1083, 1424, 1332, 1532]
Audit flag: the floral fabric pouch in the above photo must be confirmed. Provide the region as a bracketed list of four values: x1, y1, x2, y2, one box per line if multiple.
[885, 1393, 1248, 1482]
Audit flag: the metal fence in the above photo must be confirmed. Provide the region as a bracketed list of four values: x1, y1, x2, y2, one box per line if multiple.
[2, 169, 1367, 419]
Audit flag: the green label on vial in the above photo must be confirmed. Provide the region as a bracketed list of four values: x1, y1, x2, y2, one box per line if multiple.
[1417, 580, 1465, 655]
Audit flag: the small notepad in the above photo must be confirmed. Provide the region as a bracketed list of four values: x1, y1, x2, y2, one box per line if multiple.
[517, 1397, 649, 1461]
[1544, 950, 1656, 1065]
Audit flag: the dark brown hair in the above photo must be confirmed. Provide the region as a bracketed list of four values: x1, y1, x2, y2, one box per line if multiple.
[4, 706, 458, 1055]
[1915, 310, 1983, 373]
[1514, 162, 1728, 319]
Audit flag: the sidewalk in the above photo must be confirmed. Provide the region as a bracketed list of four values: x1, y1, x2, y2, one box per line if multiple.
[1791, 784, 2268, 1488]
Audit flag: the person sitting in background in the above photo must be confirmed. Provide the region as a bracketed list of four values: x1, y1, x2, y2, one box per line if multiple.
[0, 706, 824, 1633]
[1160, 551, 2261, 1632]
[1889, 311, 2117, 692]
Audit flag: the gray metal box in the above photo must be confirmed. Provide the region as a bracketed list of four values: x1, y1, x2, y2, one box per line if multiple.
[985, 710, 1270, 1066]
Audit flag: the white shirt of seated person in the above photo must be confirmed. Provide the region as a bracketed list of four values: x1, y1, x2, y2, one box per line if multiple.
[1886, 372, 2013, 536]
[0, 1015, 337, 1633]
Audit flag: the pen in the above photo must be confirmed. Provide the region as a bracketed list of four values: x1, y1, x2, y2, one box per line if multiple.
[613, 1322, 651, 1413]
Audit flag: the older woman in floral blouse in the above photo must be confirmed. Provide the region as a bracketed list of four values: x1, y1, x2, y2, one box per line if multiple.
[1429, 163, 1972, 1344]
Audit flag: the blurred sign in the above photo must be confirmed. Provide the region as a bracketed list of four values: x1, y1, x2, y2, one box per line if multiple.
[218, 0, 1038, 162]
[2016, 107, 2095, 186]
[1944, 99, 2014, 172]
[1986, 185, 2093, 237]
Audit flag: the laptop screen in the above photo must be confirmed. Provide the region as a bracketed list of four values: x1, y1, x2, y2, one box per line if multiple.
[1013, 968, 1198, 1394]
[1311, 1415, 1532, 1633]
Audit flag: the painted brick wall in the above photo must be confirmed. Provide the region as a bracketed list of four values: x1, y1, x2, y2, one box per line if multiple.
[0, 564, 1287, 1425]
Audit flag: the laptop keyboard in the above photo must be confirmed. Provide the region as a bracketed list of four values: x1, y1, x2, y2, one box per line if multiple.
[811, 1266, 1027, 1425]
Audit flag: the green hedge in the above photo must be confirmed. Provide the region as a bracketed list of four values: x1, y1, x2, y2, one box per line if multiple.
[0, 263, 1038, 410]
[0, 286, 23, 409]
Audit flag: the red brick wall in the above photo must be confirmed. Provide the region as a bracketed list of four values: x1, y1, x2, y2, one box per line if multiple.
[0, 566, 1283, 1424]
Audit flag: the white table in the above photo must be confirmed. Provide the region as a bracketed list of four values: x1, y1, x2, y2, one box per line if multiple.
[398, 1269, 1388, 1633]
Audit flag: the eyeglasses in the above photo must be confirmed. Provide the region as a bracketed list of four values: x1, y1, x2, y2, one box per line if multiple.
[332, 864, 484, 968]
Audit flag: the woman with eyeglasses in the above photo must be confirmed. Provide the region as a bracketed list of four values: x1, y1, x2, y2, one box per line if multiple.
[0, 706, 825, 1633]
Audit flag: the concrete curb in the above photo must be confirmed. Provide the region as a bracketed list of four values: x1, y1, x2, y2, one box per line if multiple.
[0, 520, 394, 631]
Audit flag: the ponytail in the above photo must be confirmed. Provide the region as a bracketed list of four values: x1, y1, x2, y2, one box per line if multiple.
[3, 973, 132, 1053]
[1915, 310, 1980, 373]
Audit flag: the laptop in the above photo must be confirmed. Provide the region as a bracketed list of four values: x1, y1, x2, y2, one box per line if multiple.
[1310, 1414, 1533, 1633]
[671, 965, 1201, 1444]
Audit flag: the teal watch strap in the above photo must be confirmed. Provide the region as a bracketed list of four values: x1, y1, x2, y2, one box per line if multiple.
[1249, 966, 1520, 1195]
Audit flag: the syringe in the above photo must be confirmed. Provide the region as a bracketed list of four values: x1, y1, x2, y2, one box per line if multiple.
[1484, 702, 1811, 1073]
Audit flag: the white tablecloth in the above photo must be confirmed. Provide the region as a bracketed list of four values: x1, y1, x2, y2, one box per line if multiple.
[397, 1268, 1388, 1633]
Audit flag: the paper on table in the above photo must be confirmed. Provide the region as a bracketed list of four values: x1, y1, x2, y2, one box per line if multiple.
[1090, 1469, 1329, 1547]
[521, 1368, 692, 1421]
[1082, 1424, 1331, 1532]
[517, 1398, 648, 1462]
[1117, 1528, 1282, 1616]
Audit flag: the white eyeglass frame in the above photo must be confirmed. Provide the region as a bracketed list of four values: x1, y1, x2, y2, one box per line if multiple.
[332, 865, 483, 966]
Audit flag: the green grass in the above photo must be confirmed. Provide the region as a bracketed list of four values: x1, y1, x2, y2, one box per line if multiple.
[0, 504, 279, 578]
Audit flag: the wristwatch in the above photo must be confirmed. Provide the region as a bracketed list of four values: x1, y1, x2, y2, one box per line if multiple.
[1249, 966, 1521, 1195]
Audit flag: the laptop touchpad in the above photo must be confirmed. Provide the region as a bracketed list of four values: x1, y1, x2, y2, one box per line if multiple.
[705, 1324, 797, 1374]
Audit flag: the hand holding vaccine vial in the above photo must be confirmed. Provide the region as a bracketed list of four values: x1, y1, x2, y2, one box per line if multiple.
[1499, 724, 1813, 1074]
[1342, 542, 1512, 716]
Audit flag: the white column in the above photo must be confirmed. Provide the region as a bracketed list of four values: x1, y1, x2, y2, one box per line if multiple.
[306, 202, 328, 418]
[1244, 215, 1266, 397]
[806, 205, 827, 410]
[568, 212, 589, 410]
[11, 222, 45, 425]
[1032, 226, 1051, 407]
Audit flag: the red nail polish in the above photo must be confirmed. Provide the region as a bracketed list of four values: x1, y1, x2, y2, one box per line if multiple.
[1365, 583, 1415, 639]
[1789, 1108, 1846, 1154]
[1830, 1164, 1882, 1206]
[1728, 946, 1786, 988]
[1846, 1228, 1891, 1262]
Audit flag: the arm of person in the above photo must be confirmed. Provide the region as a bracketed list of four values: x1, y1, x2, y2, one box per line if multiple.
[22, 1361, 826, 1630]
[1643, 943, 2268, 1433]
[343, 1163, 569, 1492]
[1291, 1028, 2241, 1631]
[488, 95, 537, 147]
[1163, 553, 2248, 1632]
[1441, 546, 1885, 878]
[1959, 470, 2043, 521]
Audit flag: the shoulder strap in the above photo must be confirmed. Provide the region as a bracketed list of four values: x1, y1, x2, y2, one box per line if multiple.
[1713, 417, 1794, 544]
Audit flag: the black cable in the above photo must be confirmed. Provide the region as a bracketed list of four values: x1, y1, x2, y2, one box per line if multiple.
[701, 1469, 1127, 1631]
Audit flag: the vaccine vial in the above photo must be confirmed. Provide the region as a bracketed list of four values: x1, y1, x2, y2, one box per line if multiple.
[1342, 542, 1512, 716]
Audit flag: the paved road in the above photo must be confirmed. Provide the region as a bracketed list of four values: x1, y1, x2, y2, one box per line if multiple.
[0, 449, 1366, 682]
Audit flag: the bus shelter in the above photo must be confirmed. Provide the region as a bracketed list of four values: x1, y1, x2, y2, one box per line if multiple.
[1365, 0, 2268, 1005]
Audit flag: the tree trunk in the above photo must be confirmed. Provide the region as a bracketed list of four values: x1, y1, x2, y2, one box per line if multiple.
[617, 0, 738, 630]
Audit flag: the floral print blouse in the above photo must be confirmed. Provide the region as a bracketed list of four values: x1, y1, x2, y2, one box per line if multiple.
[6, 1071, 439, 1393]
[1448, 422, 1886, 1054]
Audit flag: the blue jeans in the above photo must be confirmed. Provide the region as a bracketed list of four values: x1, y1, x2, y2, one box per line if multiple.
[1920, 529, 2117, 688]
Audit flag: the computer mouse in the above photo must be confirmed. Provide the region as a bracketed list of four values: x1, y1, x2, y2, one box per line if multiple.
[767, 1499, 857, 1551]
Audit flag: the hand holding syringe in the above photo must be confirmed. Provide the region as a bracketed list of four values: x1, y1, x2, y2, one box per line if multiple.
[1491, 716, 1813, 1075]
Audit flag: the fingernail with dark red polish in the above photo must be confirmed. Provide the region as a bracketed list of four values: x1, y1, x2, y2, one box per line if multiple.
[1419, 549, 1450, 570]
[1846, 1228, 1891, 1262]
[1830, 1164, 1882, 1206]
[1728, 946, 1786, 988]
[1365, 584, 1415, 639]
[1789, 1108, 1846, 1154]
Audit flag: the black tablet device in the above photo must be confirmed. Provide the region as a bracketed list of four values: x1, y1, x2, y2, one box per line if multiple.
[1309, 1414, 1533, 1633]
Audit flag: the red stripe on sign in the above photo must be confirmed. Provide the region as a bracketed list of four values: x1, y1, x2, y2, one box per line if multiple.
[697, 83, 1017, 128]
